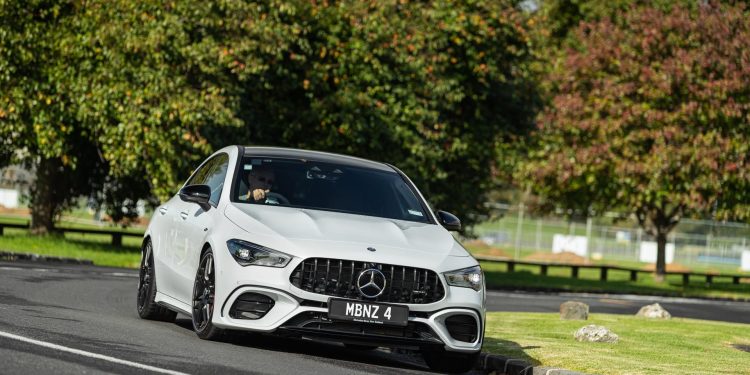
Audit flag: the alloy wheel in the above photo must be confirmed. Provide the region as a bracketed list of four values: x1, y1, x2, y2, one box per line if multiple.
[192, 252, 215, 332]
[137, 241, 153, 313]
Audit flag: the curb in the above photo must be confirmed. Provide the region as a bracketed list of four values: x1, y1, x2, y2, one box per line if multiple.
[0, 251, 94, 265]
[479, 353, 587, 375]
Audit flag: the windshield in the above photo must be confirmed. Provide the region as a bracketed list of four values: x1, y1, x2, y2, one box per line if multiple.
[232, 157, 431, 224]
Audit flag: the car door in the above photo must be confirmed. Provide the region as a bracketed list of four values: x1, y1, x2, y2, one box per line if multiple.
[158, 156, 217, 302]
[169, 153, 230, 304]
[150, 194, 183, 302]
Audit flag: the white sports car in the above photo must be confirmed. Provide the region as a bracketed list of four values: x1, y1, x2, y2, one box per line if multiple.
[137, 146, 485, 372]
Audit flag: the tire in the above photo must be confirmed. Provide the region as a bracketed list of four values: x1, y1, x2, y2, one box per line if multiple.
[137, 240, 177, 322]
[344, 344, 378, 351]
[192, 249, 224, 340]
[421, 347, 479, 374]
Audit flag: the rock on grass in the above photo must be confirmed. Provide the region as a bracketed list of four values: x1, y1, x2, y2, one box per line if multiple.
[574, 325, 619, 343]
[636, 303, 671, 319]
[560, 301, 589, 320]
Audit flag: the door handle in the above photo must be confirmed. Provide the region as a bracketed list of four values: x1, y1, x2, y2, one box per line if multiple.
[180, 211, 189, 220]
[159, 207, 168, 215]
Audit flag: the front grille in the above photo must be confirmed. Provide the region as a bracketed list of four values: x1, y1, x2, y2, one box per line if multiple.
[289, 258, 445, 304]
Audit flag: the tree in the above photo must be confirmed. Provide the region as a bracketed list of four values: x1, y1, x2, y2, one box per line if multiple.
[0, 1, 103, 232]
[2, 0, 539, 232]
[517, 3, 750, 278]
[536, 0, 682, 46]
[0, 0, 240, 231]
[222, 0, 540, 228]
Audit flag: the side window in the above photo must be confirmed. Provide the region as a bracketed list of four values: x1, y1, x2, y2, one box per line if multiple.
[186, 158, 216, 186]
[204, 154, 229, 205]
[186, 153, 230, 206]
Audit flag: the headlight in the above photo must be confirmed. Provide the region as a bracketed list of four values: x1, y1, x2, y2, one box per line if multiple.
[226, 239, 292, 267]
[443, 265, 483, 291]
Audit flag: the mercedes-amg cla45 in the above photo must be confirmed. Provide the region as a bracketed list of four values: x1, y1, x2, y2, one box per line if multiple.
[137, 146, 485, 372]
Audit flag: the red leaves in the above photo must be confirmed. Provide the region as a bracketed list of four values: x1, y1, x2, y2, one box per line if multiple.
[521, 2, 750, 221]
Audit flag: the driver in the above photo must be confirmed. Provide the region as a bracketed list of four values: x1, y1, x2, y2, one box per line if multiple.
[241, 165, 275, 203]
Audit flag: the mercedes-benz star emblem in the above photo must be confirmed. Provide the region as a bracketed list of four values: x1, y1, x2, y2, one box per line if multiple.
[356, 269, 387, 298]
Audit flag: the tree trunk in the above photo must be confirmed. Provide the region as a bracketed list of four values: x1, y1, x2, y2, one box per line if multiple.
[654, 230, 668, 282]
[30, 158, 61, 234]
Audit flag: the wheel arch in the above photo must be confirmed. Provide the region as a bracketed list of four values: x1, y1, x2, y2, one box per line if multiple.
[140, 235, 153, 264]
[141, 235, 152, 252]
[200, 242, 213, 259]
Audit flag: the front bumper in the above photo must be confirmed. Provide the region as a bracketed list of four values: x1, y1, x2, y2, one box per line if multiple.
[212, 283, 484, 353]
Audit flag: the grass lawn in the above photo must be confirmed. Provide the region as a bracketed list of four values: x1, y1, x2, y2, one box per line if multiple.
[481, 261, 750, 300]
[484, 312, 750, 375]
[463, 241, 750, 276]
[0, 215, 748, 300]
[0, 227, 141, 268]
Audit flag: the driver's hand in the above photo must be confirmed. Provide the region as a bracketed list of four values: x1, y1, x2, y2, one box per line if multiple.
[252, 189, 269, 202]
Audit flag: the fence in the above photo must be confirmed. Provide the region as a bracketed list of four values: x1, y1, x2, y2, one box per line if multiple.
[475, 255, 746, 286]
[474, 204, 750, 272]
[0, 222, 142, 247]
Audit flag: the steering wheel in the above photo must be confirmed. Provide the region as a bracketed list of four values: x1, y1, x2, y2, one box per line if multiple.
[265, 192, 290, 206]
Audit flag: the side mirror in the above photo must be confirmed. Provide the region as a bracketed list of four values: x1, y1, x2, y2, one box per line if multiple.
[437, 210, 461, 231]
[179, 184, 212, 211]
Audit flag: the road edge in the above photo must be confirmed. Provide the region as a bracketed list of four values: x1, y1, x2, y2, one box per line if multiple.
[485, 284, 750, 303]
[479, 353, 587, 375]
[0, 251, 94, 265]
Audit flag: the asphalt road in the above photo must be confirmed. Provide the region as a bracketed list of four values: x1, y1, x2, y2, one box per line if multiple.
[2, 261, 750, 374]
[0, 261, 445, 375]
[487, 290, 750, 324]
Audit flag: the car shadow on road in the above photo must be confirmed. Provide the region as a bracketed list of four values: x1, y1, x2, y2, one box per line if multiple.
[172, 317, 436, 373]
[481, 337, 541, 366]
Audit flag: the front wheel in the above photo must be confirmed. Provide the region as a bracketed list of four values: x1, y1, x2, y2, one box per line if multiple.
[421, 347, 479, 373]
[192, 250, 223, 340]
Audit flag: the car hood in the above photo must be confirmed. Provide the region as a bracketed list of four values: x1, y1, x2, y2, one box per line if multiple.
[224, 203, 470, 269]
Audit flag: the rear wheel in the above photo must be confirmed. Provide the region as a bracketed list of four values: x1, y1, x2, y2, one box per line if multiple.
[421, 347, 479, 373]
[192, 250, 223, 340]
[344, 344, 378, 351]
[137, 240, 177, 322]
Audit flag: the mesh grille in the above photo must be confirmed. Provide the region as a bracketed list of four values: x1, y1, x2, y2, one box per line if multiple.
[289, 258, 445, 304]
[281, 311, 440, 341]
[445, 314, 478, 342]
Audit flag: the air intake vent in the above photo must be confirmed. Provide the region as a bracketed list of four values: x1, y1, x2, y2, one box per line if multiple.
[445, 314, 478, 343]
[229, 292, 275, 320]
[289, 258, 445, 304]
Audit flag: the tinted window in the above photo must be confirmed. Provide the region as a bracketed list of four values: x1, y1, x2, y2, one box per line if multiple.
[232, 157, 429, 223]
[187, 153, 229, 205]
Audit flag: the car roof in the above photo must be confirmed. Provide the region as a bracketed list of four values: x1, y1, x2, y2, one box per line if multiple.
[241, 146, 395, 172]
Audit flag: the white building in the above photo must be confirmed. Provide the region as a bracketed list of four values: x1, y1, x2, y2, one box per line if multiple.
[0, 165, 32, 209]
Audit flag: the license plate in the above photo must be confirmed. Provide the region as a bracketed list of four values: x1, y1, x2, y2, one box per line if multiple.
[328, 298, 409, 327]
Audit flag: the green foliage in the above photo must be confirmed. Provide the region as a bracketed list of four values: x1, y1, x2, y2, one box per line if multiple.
[0, 0, 242, 228]
[518, 3, 750, 242]
[537, 0, 684, 46]
[0, 1, 103, 229]
[219, 0, 540, 226]
[69, 1, 242, 200]
[3, 0, 540, 229]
